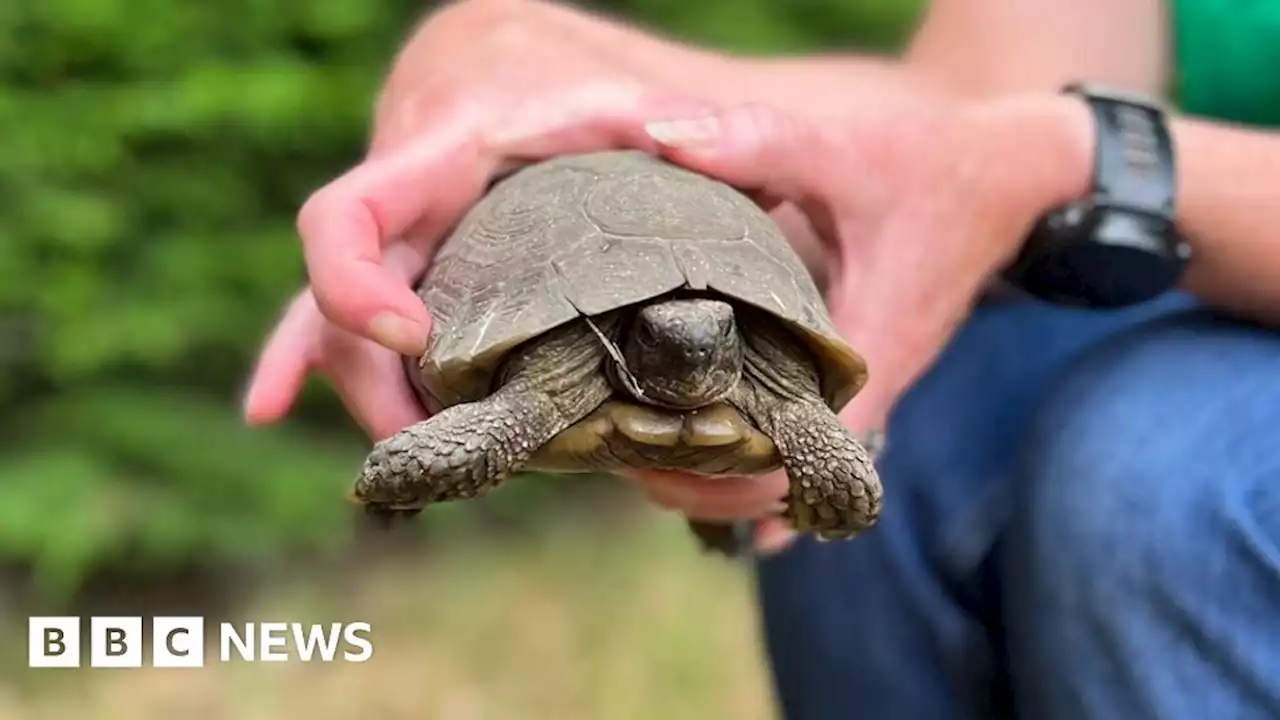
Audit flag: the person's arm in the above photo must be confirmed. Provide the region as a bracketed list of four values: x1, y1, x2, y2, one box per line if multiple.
[1173, 118, 1280, 324]
[408, 0, 1178, 151]
[599, 0, 1175, 104]
[905, 0, 1171, 97]
[506, 0, 926, 118]
[1015, 96, 1280, 326]
[549, 0, 1173, 105]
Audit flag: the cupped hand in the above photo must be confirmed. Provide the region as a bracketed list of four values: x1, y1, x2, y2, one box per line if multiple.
[241, 0, 1092, 557]
[628, 96, 1094, 552]
[241, 0, 714, 440]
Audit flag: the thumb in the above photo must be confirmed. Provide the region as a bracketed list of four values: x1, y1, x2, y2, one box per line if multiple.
[642, 104, 853, 238]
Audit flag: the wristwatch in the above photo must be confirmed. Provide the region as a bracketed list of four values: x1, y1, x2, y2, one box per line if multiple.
[1001, 84, 1192, 308]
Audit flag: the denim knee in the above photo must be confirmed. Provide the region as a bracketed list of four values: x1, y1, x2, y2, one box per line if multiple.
[1003, 310, 1280, 719]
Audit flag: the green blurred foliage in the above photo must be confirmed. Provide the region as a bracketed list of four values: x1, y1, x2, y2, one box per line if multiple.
[0, 0, 920, 598]
[589, 0, 920, 53]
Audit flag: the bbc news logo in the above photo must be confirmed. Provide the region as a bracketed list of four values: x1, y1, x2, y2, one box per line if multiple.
[28, 617, 373, 668]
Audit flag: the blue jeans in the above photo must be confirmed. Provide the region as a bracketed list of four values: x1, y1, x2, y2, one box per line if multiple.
[756, 294, 1280, 720]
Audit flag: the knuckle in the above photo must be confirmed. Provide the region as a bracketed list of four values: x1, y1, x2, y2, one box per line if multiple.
[436, 0, 524, 28]
[726, 102, 799, 160]
[733, 102, 786, 137]
[747, 101, 803, 151]
[308, 283, 344, 327]
[295, 186, 337, 244]
[734, 101, 782, 128]
[483, 13, 534, 49]
[469, 0, 546, 52]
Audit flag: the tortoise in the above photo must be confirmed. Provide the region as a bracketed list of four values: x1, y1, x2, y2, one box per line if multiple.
[351, 150, 884, 553]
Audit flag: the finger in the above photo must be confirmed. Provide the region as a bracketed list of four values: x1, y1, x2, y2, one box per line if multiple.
[646, 490, 785, 522]
[323, 240, 436, 440]
[487, 82, 716, 163]
[630, 470, 788, 521]
[242, 290, 323, 426]
[641, 103, 856, 240]
[300, 88, 708, 357]
[242, 240, 430, 427]
[753, 516, 799, 556]
[642, 103, 825, 193]
[296, 114, 486, 355]
[320, 329, 430, 442]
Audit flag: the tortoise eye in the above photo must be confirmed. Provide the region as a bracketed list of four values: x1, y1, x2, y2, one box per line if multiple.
[637, 322, 658, 346]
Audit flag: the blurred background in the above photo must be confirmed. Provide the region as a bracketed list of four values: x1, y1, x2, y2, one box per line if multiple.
[0, 0, 920, 717]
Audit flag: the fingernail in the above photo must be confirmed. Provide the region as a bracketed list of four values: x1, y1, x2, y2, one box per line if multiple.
[368, 313, 427, 355]
[645, 117, 720, 146]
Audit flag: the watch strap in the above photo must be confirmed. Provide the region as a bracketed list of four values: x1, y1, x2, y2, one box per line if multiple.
[1067, 83, 1177, 219]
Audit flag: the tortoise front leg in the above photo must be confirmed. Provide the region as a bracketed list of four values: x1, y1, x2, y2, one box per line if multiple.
[729, 321, 884, 542]
[742, 394, 882, 539]
[689, 428, 887, 557]
[353, 322, 612, 515]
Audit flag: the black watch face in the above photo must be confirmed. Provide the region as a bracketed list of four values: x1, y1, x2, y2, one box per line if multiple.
[1025, 242, 1184, 308]
[1008, 89, 1187, 308]
[1010, 205, 1189, 308]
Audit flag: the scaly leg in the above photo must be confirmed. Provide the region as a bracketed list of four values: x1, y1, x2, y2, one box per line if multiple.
[729, 317, 884, 541]
[352, 320, 612, 514]
[688, 428, 885, 557]
[749, 397, 882, 538]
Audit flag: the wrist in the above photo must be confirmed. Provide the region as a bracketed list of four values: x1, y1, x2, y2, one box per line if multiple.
[970, 94, 1096, 262]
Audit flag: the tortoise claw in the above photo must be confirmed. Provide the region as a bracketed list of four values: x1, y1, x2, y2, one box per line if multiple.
[687, 520, 755, 559]
[359, 503, 424, 531]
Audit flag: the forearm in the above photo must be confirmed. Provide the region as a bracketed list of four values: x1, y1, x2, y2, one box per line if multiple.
[730, 0, 1176, 115]
[567, 0, 1178, 114]
[456, 0, 1174, 113]
[1015, 96, 1280, 325]
[532, 0, 920, 119]
[905, 0, 1171, 97]
[1174, 119, 1280, 323]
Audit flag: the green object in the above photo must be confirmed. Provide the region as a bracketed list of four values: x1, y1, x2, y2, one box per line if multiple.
[1173, 0, 1280, 126]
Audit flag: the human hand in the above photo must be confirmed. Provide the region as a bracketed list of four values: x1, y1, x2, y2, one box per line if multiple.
[241, 0, 715, 439]
[631, 96, 1095, 552]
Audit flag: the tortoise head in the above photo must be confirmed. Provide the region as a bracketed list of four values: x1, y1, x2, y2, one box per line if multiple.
[621, 298, 742, 409]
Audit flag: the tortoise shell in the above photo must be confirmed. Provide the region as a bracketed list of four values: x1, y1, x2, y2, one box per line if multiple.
[412, 150, 867, 413]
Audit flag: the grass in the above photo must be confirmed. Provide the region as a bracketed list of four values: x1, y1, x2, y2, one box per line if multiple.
[0, 509, 777, 720]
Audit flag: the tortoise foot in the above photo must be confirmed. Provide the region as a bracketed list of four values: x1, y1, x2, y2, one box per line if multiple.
[769, 402, 884, 541]
[686, 520, 752, 558]
[352, 387, 565, 509]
